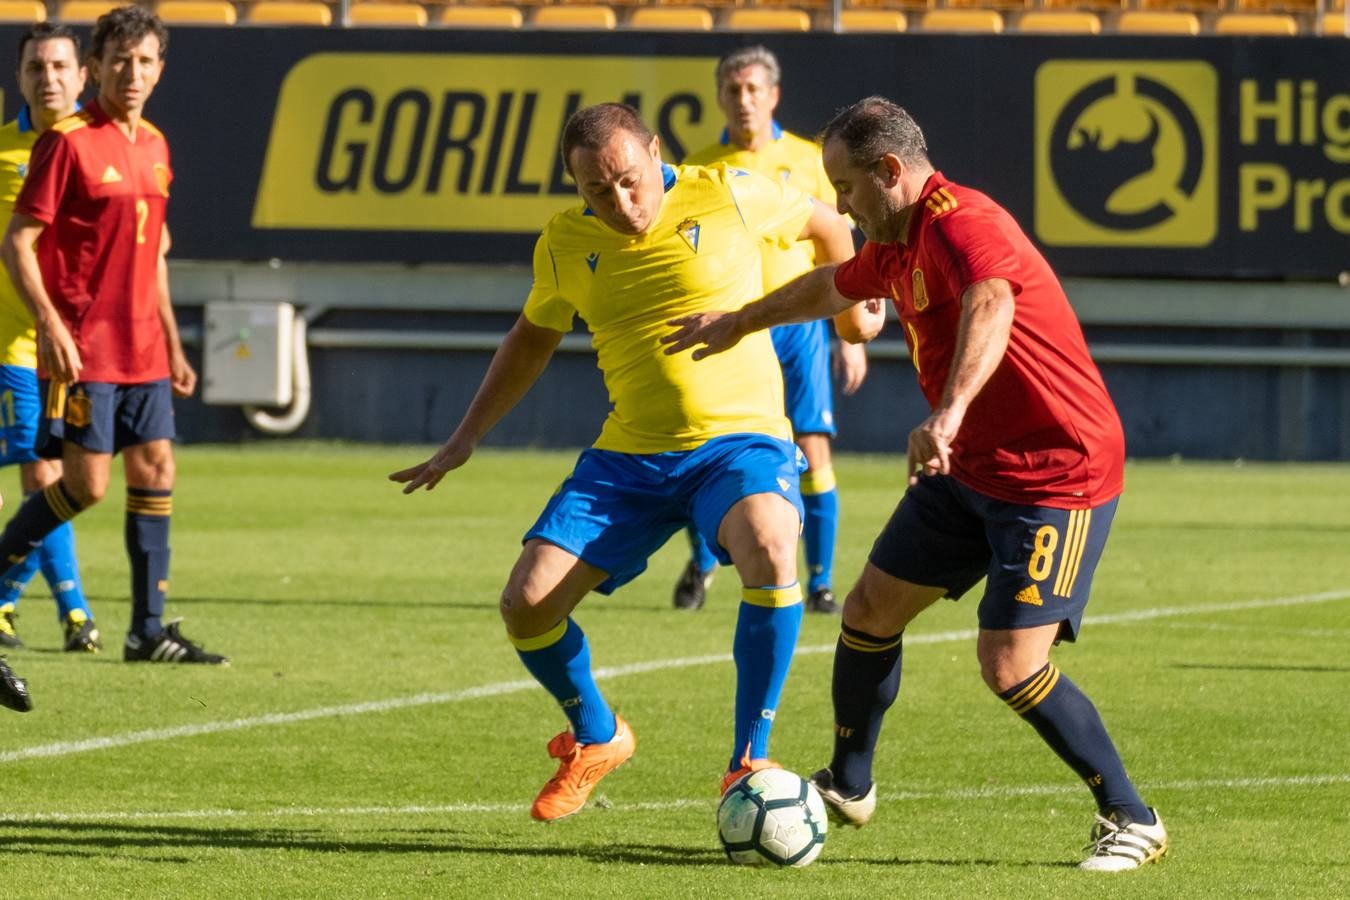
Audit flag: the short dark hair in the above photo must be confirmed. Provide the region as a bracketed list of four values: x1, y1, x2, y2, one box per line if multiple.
[821, 96, 929, 169]
[560, 103, 654, 175]
[89, 5, 168, 63]
[17, 21, 81, 64]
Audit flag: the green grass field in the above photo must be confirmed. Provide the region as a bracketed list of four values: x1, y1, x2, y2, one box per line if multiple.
[2, 444, 1347, 898]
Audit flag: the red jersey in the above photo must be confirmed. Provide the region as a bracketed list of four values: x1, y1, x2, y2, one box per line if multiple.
[834, 172, 1123, 508]
[15, 100, 172, 383]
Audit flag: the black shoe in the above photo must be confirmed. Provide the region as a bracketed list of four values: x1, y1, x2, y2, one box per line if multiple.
[807, 587, 839, 614]
[0, 609, 23, 649]
[63, 611, 102, 653]
[672, 560, 714, 610]
[0, 656, 32, 712]
[123, 619, 230, 665]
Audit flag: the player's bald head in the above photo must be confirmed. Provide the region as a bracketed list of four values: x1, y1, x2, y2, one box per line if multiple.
[561, 103, 655, 177]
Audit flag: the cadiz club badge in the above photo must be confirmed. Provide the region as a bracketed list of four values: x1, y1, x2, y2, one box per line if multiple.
[1035, 61, 1217, 247]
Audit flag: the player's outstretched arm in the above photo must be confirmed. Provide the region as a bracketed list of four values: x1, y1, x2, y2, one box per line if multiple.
[663, 264, 850, 360]
[390, 314, 564, 493]
[1, 213, 82, 383]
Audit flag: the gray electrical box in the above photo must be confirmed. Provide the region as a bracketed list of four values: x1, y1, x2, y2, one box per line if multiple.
[203, 301, 295, 406]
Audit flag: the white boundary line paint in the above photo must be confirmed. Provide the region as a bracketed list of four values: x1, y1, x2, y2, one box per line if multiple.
[2, 588, 1348, 766]
[1, 773, 1346, 824]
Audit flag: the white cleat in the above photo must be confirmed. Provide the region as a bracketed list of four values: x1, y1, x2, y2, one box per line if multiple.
[1079, 807, 1169, 871]
[809, 768, 877, 828]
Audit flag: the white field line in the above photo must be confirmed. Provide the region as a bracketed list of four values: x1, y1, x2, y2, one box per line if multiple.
[2, 588, 1347, 766]
[1, 773, 1346, 824]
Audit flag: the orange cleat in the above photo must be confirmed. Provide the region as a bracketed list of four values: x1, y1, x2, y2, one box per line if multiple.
[720, 755, 781, 796]
[530, 715, 636, 822]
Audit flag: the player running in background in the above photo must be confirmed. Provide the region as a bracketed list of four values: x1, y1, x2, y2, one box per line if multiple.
[0, 6, 226, 665]
[675, 45, 875, 615]
[664, 96, 1165, 871]
[0, 23, 98, 654]
[393, 103, 876, 821]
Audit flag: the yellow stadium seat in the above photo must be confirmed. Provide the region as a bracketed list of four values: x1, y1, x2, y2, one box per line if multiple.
[1117, 10, 1200, 32]
[1214, 11, 1298, 32]
[1318, 9, 1347, 33]
[437, 4, 523, 27]
[56, 0, 119, 22]
[348, 1, 426, 25]
[627, 6, 713, 29]
[724, 8, 811, 29]
[838, 8, 907, 29]
[920, 8, 1002, 30]
[1018, 9, 1100, 31]
[157, 0, 238, 24]
[532, 4, 616, 27]
[246, 1, 332, 24]
[0, 0, 45, 21]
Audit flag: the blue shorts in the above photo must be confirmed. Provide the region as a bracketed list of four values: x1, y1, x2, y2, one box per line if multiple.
[868, 474, 1118, 642]
[525, 433, 805, 595]
[41, 379, 177, 456]
[770, 320, 835, 437]
[0, 365, 41, 465]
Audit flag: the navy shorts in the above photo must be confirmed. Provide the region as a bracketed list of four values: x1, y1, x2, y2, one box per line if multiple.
[770, 320, 835, 437]
[0, 365, 42, 465]
[525, 433, 805, 595]
[41, 379, 177, 456]
[869, 474, 1118, 642]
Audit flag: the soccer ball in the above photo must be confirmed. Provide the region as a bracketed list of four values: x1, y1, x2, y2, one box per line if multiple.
[717, 767, 828, 867]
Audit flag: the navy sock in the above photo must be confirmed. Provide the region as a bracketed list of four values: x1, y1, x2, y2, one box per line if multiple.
[0, 482, 84, 570]
[731, 584, 803, 769]
[829, 624, 903, 796]
[126, 488, 172, 637]
[514, 618, 616, 745]
[1000, 663, 1151, 823]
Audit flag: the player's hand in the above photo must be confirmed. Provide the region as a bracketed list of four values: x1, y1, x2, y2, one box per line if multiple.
[906, 407, 963, 486]
[170, 353, 198, 398]
[36, 319, 82, 384]
[660, 311, 744, 360]
[389, 438, 473, 494]
[834, 339, 868, 396]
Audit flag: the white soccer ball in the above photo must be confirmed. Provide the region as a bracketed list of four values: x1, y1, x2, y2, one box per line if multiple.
[717, 767, 828, 867]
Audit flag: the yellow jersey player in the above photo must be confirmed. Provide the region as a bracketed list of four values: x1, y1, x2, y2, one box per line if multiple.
[392, 103, 869, 821]
[0, 22, 98, 653]
[678, 45, 880, 615]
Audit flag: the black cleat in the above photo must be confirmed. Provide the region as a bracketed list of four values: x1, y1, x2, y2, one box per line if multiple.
[63, 611, 102, 653]
[807, 587, 839, 614]
[0, 608, 23, 649]
[123, 619, 229, 665]
[0, 656, 32, 712]
[672, 559, 715, 610]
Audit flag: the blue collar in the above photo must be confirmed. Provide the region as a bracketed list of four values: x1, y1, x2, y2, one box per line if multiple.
[17, 106, 33, 134]
[719, 120, 784, 146]
[583, 163, 678, 217]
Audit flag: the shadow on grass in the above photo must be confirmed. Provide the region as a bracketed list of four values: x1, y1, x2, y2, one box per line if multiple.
[0, 821, 725, 866]
[1173, 662, 1350, 674]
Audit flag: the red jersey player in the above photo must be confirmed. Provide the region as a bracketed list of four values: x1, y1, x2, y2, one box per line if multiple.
[663, 96, 1165, 872]
[0, 6, 226, 665]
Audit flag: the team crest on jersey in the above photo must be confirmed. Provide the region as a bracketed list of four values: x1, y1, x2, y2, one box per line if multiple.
[100, 165, 122, 184]
[16, 163, 26, 179]
[153, 163, 171, 197]
[911, 268, 929, 312]
[66, 389, 91, 428]
[677, 218, 700, 253]
[777, 167, 792, 183]
[585, 252, 599, 273]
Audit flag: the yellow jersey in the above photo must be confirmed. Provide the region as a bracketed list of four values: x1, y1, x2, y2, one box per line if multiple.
[0, 109, 38, 367]
[684, 123, 836, 293]
[524, 163, 812, 454]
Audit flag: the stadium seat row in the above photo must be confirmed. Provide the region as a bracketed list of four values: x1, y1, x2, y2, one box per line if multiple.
[0, 0, 1343, 32]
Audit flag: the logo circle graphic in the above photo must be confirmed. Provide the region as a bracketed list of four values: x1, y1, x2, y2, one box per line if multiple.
[1048, 75, 1203, 231]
